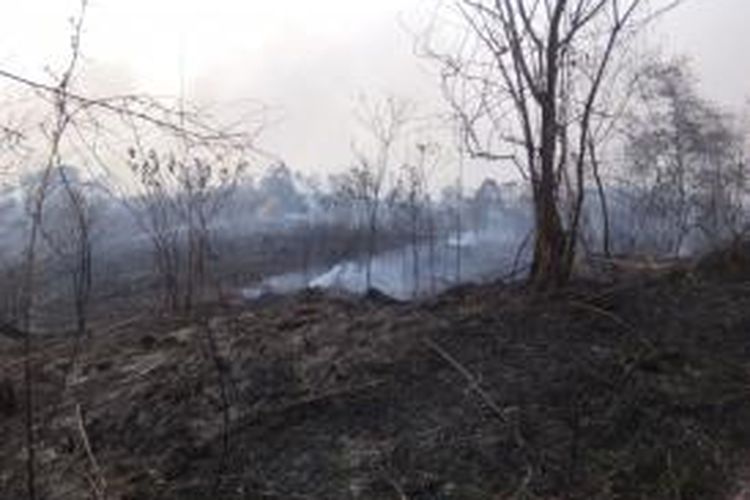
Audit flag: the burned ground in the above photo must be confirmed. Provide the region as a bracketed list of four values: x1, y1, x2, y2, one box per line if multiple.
[2, 250, 750, 499]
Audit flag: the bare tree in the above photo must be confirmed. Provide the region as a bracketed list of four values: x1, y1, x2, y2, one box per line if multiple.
[398, 160, 426, 297]
[14, 3, 90, 496]
[334, 96, 411, 290]
[0, 121, 27, 325]
[399, 141, 442, 297]
[625, 57, 748, 255]
[422, 0, 683, 288]
[125, 149, 184, 310]
[124, 146, 248, 312]
[39, 166, 98, 366]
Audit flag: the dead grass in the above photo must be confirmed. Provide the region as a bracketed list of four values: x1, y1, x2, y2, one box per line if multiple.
[2, 246, 750, 499]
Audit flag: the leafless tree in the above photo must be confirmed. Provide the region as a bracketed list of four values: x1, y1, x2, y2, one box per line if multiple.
[38, 167, 98, 368]
[422, 0, 683, 288]
[12, 3, 90, 496]
[398, 158, 428, 297]
[404, 141, 442, 296]
[124, 145, 249, 312]
[454, 126, 466, 283]
[125, 148, 184, 310]
[0, 121, 27, 325]
[625, 57, 748, 255]
[334, 96, 411, 289]
[296, 173, 325, 284]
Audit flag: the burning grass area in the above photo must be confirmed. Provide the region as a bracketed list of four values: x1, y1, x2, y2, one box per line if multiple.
[2, 245, 750, 499]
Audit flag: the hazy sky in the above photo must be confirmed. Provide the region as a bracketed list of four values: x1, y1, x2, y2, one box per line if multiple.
[1, 0, 748, 181]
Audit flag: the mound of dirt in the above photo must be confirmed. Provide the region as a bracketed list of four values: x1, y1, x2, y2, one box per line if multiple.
[2, 268, 750, 499]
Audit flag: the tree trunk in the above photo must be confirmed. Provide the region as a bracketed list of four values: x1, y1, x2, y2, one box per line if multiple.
[529, 4, 572, 290]
[531, 86, 569, 288]
[530, 185, 568, 289]
[365, 210, 377, 290]
[589, 139, 611, 257]
[411, 208, 420, 298]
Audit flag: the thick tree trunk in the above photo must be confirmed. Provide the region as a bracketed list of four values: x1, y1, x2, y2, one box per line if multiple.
[528, 3, 573, 291]
[530, 79, 570, 288]
[530, 183, 569, 289]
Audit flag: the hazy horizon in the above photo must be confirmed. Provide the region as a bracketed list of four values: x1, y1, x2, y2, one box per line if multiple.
[1, 0, 748, 182]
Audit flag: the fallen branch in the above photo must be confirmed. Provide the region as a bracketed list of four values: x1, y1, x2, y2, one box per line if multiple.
[424, 338, 508, 422]
[75, 403, 107, 500]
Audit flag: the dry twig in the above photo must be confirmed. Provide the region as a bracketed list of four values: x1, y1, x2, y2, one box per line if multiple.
[75, 403, 107, 500]
[424, 338, 508, 422]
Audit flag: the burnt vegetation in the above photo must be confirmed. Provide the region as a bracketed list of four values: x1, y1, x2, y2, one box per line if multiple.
[2, 1, 750, 499]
